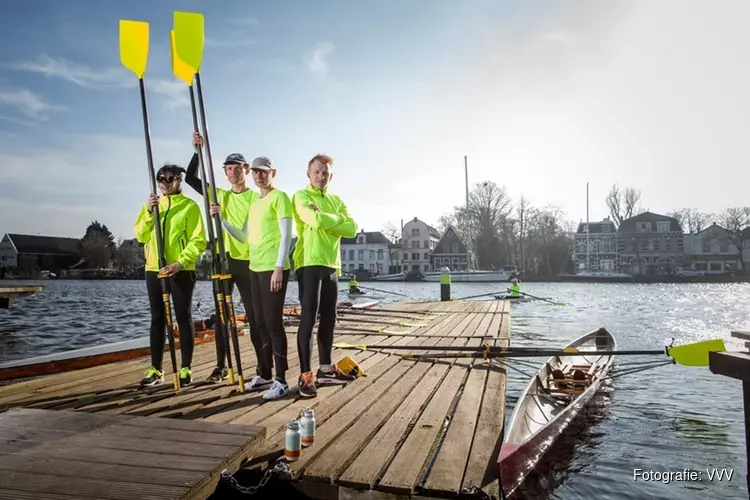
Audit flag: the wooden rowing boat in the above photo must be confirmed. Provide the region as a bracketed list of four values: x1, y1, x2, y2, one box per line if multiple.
[0, 300, 381, 382]
[497, 327, 616, 497]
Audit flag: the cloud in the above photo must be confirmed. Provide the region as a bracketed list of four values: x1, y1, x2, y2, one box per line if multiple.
[305, 42, 335, 75]
[0, 88, 65, 121]
[206, 34, 255, 48]
[10, 55, 189, 109]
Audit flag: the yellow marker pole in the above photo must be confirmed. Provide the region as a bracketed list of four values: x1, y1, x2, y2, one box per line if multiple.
[173, 11, 246, 392]
[119, 20, 180, 391]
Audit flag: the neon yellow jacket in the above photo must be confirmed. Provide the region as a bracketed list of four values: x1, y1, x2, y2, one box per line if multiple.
[292, 185, 357, 273]
[134, 193, 207, 272]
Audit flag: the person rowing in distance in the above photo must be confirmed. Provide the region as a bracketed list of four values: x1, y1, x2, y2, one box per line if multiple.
[184, 132, 262, 384]
[348, 277, 364, 295]
[214, 156, 293, 400]
[134, 164, 207, 387]
[293, 154, 359, 398]
[508, 278, 521, 298]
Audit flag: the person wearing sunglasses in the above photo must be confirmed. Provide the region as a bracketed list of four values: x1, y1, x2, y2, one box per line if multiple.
[217, 157, 293, 400]
[134, 164, 207, 388]
[183, 133, 262, 385]
[292, 154, 359, 398]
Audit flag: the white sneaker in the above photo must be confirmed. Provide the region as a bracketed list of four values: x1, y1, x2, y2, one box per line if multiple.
[263, 380, 290, 400]
[244, 375, 272, 391]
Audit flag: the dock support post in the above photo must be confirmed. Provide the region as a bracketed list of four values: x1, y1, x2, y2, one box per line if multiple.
[440, 272, 451, 301]
[0, 297, 10, 309]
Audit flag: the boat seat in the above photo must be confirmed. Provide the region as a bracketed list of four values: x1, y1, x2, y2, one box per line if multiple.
[548, 386, 585, 396]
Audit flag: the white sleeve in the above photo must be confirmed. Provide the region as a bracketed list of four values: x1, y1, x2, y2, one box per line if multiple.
[276, 217, 292, 267]
[222, 217, 248, 243]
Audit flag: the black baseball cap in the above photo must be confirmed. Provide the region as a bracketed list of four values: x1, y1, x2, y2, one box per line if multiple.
[223, 153, 248, 166]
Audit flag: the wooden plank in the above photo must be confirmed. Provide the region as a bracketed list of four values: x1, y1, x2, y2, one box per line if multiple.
[0, 407, 265, 500]
[0, 470, 189, 500]
[709, 351, 750, 382]
[0, 455, 202, 488]
[461, 305, 509, 500]
[420, 302, 505, 496]
[304, 310, 483, 485]
[376, 307, 493, 495]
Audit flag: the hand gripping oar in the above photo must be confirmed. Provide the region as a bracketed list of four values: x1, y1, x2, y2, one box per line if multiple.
[512, 289, 566, 306]
[169, 30, 236, 387]
[174, 11, 246, 391]
[332, 338, 726, 367]
[120, 20, 180, 391]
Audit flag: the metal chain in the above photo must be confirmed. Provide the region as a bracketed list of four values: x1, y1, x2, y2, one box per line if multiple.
[220, 462, 292, 495]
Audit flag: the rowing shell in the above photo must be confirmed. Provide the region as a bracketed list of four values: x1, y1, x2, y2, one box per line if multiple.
[0, 300, 381, 382]
[497, 327, 616, 497]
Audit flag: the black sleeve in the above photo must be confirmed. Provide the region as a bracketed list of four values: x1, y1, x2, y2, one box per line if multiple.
[184, 152, 208, 196]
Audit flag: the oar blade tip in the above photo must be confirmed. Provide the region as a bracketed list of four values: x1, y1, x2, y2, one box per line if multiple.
[169, 30, 194, 86]
[173, 11, 205, 72]
[671, 338, 726, 367]
[119, 19, 149, 78]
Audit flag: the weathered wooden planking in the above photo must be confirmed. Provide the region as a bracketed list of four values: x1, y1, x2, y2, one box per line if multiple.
[375, 302, 497, 495]
[421, 300, 508, 497]
[303, 306, 487, 486]
[0, 407, 264, 500]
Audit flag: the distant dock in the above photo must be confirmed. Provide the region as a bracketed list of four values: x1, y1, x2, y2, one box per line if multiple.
[0, 299, 510, 499]
[0, 285, 43, 308]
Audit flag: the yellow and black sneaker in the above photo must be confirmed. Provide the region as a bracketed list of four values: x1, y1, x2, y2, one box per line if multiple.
[139, 366, 164, 388]
[179, 367, 192, 386]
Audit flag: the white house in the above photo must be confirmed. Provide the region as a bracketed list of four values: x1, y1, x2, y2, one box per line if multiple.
[400, 217, 441, 273]
[573, 216, 618, 272]
[683, 223, 750, 274]
[340, 230, 391, 276]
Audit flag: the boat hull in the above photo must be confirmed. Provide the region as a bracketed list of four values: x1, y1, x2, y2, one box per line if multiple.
[498, 328, 616, 497]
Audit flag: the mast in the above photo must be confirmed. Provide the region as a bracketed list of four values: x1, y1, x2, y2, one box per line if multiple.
[586, 181, 590, 271]
[464, 155, 469, 208]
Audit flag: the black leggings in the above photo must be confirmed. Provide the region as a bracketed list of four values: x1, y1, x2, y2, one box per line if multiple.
[249, 269, 290, 380]
[297, 266, 338, 374]
[212, 256, 262, 373]
[146, 270, 196, 370]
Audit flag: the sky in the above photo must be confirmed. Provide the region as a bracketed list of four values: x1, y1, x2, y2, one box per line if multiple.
[1, 0, 749, 240]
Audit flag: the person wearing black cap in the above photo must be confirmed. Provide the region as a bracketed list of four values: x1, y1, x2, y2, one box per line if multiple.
[184, 133, 262, 384]
[134, 164, 207, 387]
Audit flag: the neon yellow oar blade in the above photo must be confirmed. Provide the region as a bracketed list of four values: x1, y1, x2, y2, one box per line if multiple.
[670, 339, 726, 367]
[170, 30, 194, 86]
[173, 11, 205, 72]
[333, 342, 366, 350]
[119, 20, 149, 78]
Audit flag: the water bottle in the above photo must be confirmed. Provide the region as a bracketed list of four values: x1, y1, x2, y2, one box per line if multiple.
[284, 420, 301, 461]
[299, 408, 316, 447]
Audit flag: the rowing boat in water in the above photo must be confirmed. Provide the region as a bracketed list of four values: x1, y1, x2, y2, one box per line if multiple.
[0, 300, 381, 382]
[497, 327, 616, 497]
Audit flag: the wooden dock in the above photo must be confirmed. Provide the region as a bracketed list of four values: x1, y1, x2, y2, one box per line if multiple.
[0, 285, 43, 308]
[0, 299, 510, 499]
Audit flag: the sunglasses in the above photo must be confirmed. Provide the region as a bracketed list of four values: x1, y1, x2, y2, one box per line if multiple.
[157, 174, 180, 183]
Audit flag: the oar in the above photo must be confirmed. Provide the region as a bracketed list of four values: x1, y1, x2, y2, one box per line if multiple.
[513, 289, 566, 306]
[455, 291, 506, 300]
[174, 11, 246, 392]
[119, 20, 180, 392]
[332, 339, 726, 367]
[358, 285, 409, 297]
[169, 29, 236, 388]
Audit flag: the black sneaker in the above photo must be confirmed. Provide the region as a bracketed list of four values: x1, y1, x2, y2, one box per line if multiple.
[139, 366, 164, 388]
[205, 366, 228, 383]
[298, 371, 317, 398]
[179, 367, 192, 386]
[316, 366, 356, 386]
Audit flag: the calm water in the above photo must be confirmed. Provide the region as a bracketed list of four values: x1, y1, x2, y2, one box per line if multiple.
[1, 279, 748, 499]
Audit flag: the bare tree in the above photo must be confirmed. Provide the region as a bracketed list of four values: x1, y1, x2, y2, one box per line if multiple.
[381, 221, 400, 243]
[606, 183, 642, 228]
[667, 208, 714, 234]
[717, 207, 750, 273]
